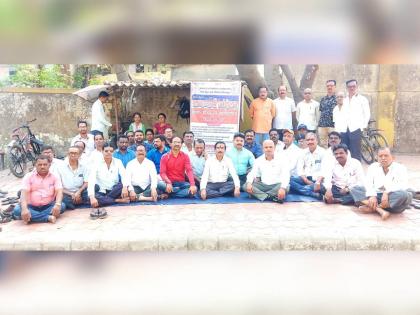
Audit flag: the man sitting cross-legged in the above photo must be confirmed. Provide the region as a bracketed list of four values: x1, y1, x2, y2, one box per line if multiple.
[351, 147, 412, 220]
[13, 155, 65, 224]
[58, 146, 89, 209]
[200, 141, 240, 200]
[88, 143, 130, 215]
[126, 144, 158, 202]
[158, 136, 197, 198]
[226, 132, 255, 188]
[246, 140, 290, 203]
[289, 132, 326, 200]
[323, 144, 365, 205]
[189, 139, 207, 188]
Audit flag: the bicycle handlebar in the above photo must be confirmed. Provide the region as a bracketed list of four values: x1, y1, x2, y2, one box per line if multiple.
[12, 118, 37, 132]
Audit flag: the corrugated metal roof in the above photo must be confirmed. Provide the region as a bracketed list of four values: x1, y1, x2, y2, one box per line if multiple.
[103, 80, 191, 88]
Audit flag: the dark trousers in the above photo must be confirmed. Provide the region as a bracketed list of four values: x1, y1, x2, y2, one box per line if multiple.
[341, 128, 362, 161]
[133, 185, 151, 197]
[289, 176, 325, 199]
[13, 202, 66, 223]
[205, 181, 235, 198]
[238, 174, 247, 191]
[63, 189, 89, 210]
[95, 182, 123, 207]
[331, 185, 355, 205]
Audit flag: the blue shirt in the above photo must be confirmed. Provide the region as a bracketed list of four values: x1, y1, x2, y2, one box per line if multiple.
[244, 141, 263, 158]
[226, 147, 255, 176]
[113, 149, 136, 168]
[129, 141, 153, 153]
[189, 152, 206, 178]
[146, 147, 170, 173]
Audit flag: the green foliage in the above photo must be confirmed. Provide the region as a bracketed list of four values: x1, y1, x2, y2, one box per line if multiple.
[9, 64, 70, 88]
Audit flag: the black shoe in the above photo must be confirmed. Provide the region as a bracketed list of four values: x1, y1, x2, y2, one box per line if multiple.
[271, 196, 284, 204]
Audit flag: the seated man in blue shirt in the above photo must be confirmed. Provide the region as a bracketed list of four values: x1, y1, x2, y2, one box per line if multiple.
[226, 132, 255, 189]
[113, 135, 136, 168]
[146, 135, 170, 174]
[244, 129, 263, 158]
[128, 130, 153, 152]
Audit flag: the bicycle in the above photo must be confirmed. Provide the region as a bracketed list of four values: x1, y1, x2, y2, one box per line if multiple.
[361, 119, 388, 164]
[7, 119, 44, 178]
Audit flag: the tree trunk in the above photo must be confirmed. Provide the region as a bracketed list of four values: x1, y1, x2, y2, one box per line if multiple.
[280, 64, 319, 104]
[300, 64, 319, 90]
[264, 64, 283, 98]
[280, 64, 303, 103]
[111, 64, 132, 81]
[236, 64, 268, 99]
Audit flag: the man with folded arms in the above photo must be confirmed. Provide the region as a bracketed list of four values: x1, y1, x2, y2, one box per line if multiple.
[126, 144, 158, 202]
[290, 132, 326, 200]
[323, 144, 364, 205]
[58, 146, 89, 209]
[13, 155, 65, 224]
[158, 136, 197, 198]
[88, 143, 130, 210]
[246, 139, 290, 203]
[200, 141, 240, 200]
[351, 147, 412, 220]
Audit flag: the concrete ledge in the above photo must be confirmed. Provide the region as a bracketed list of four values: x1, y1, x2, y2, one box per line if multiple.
[2, 202, 420, 251]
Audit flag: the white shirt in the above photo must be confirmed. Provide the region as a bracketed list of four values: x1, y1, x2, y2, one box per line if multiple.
[247, 154, 290, 188]
[272, 97, 296, 129]
[126, 157, 158, 191]
[343, 94, 370, 132]
[296, 100, 320, 130]
[365, 161, 409, 197]
[70, 133, 95, 156]
[323, 157, 365, 190]
[274, 141, 285, 155]
[283, 143, 303, 176]
[332, 104, 347, 133]
[58, 158, 88, 193]
[89, 150, 104, 164]
[321, 147, 352, 175]
[189, 151, 206, 178]
[50, 158, 64, 179]
[88, 157, 127, 196]
[181, 144, 193, 154]
[200, 156, 240, 189]
[91, 99, 112, 135]
[297, 146, 326, 178]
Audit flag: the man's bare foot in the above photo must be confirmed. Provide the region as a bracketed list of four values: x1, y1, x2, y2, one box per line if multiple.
[48, 215, 57, 224]
[358, 205, 375, 213]
[376, 207, 391, 220]
[138, 194, 153, 201]
[115, 197, 130, 204]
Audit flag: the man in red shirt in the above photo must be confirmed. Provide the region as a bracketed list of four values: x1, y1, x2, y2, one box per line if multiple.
[158, 136, 197, 198]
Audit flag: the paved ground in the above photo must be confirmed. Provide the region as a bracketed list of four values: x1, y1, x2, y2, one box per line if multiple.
[1, 154, 420, 250]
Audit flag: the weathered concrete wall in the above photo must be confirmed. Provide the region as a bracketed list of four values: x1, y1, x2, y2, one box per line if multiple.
[0, 90, 91, 156]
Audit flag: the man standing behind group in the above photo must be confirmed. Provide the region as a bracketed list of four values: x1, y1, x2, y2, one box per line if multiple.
[158, 136, 197, 198]
[71, 120, 95, 156]
[246, 140, 290, 203]
[249, 86, 276, 144]
[342, 79, 370, 161]
[200, 141, 240, 200]
[318, 80, 337, 148]
[296, 88, 320, 133]
[129, 130, 153, 152]
[272, 85, 296, 141]
[91, 91, 112, 137]
[90, 133, 105, 164]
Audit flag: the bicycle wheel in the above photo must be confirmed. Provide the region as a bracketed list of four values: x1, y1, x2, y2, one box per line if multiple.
[8, 145, 27, 178]
[361, 137, 374, 164]
[370, 133, 388, 156]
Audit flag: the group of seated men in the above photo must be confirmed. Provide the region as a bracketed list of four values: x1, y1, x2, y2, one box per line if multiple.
[11, 119, 413, 223]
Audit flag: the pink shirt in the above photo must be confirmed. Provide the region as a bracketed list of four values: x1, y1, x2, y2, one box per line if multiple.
[22, 171, 62, 207]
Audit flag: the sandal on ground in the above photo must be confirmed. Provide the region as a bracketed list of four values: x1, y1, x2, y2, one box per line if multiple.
[90, 208, 107, 220]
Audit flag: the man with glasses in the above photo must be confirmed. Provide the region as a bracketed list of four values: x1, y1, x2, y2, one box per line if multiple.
[58, 146, 89, 209]
[200, 141, 240, 200]
[342, 79, 371, 161]
[318, 80, 337, 148]
[296, 88, 320, 133]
